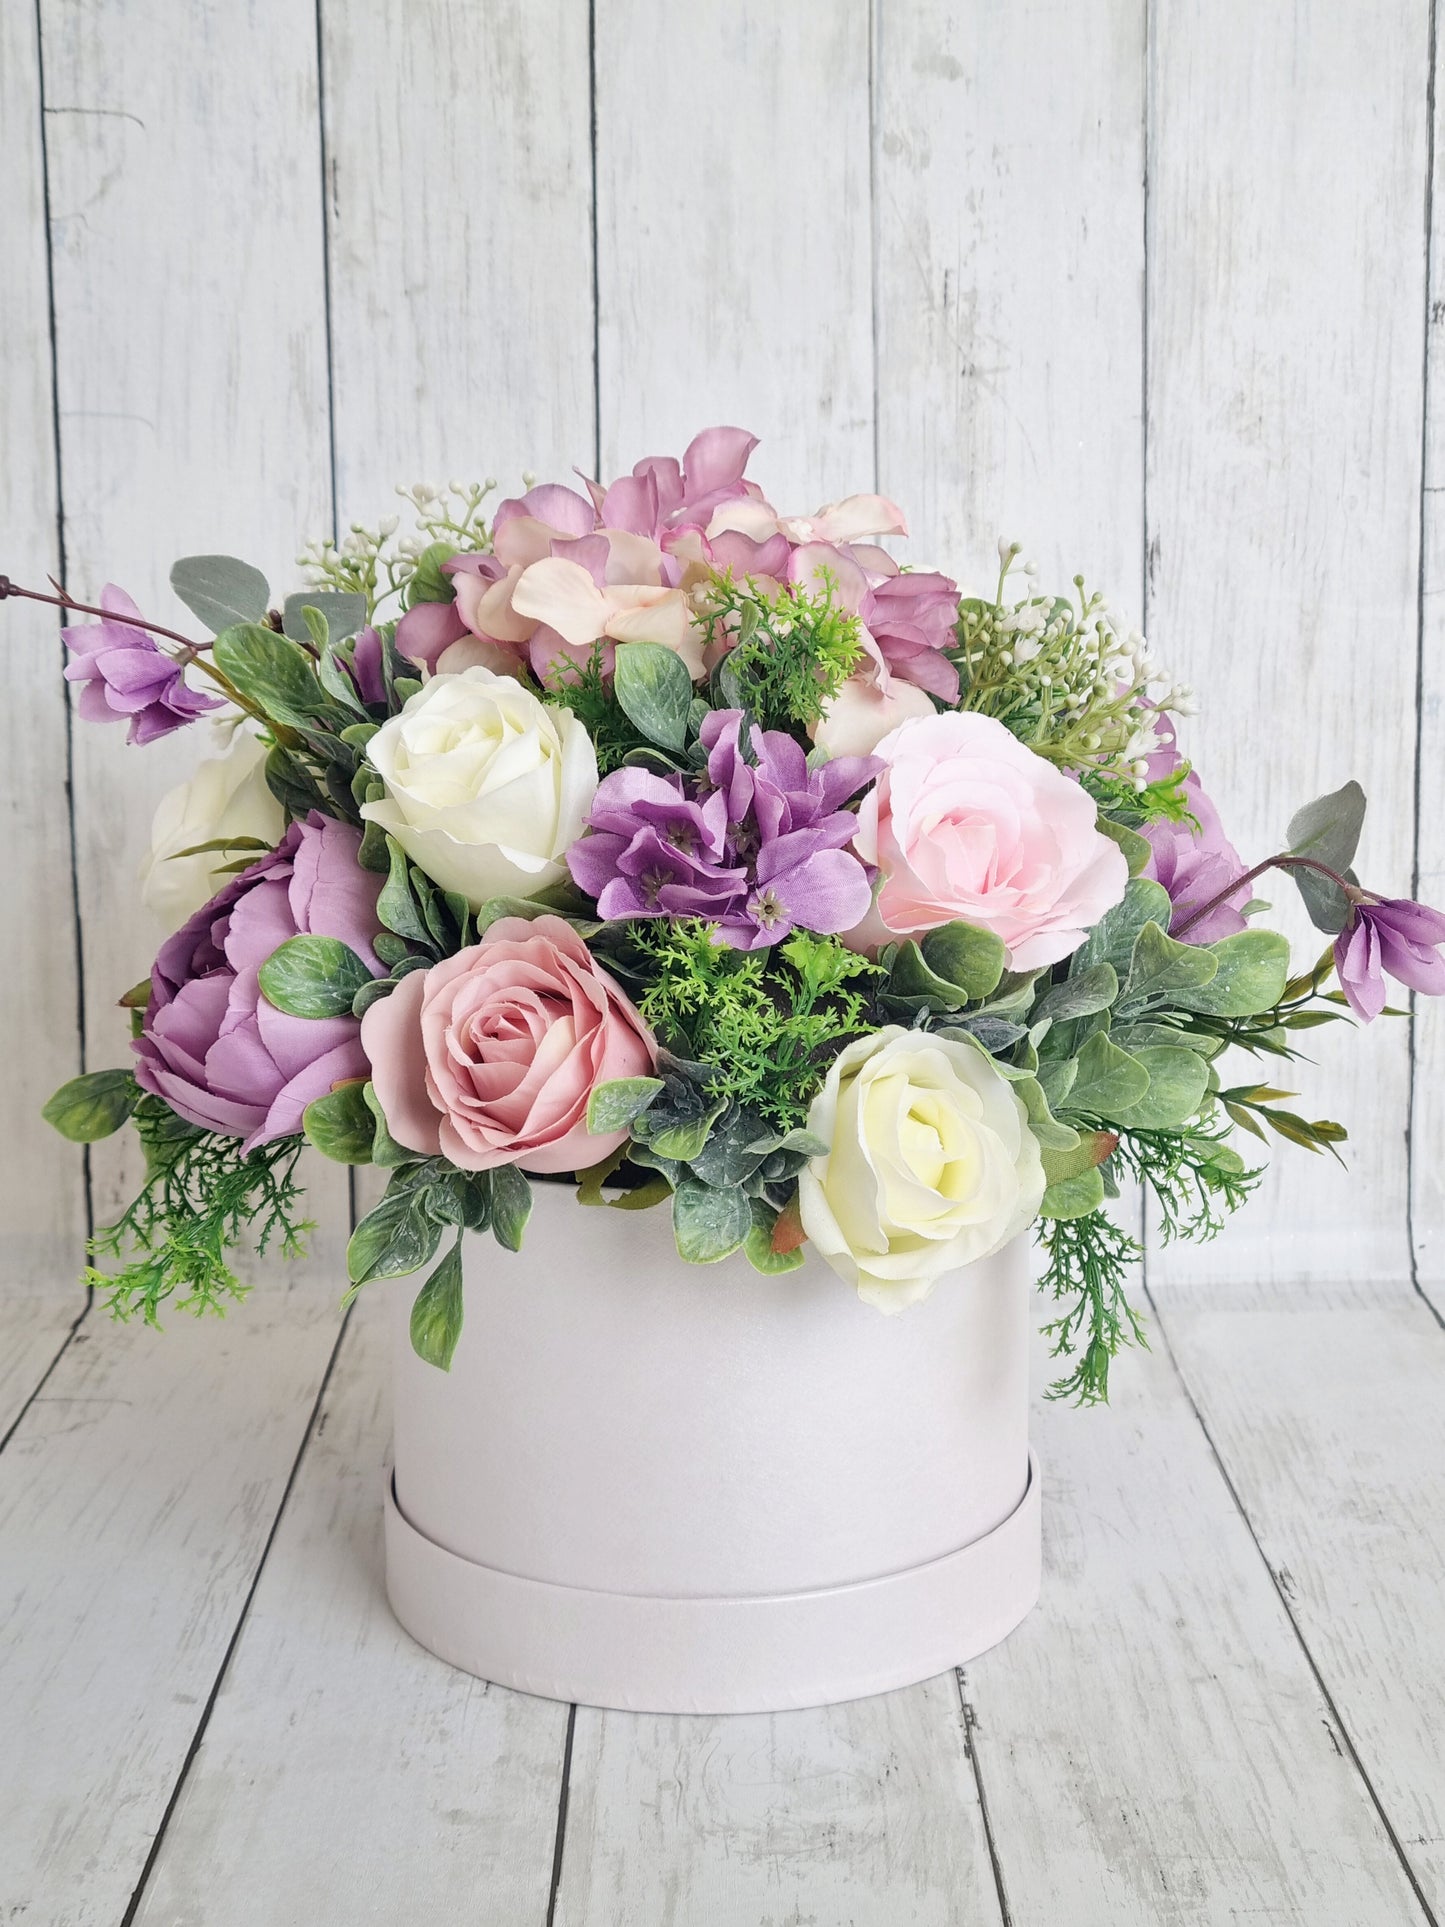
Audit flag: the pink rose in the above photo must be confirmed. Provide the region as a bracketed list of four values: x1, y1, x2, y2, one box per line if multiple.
[850, 712, 1129, 970]
[360, 915, 656, 1174]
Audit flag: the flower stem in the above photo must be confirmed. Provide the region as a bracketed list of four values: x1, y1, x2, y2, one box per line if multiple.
[1172, 853, 1357, 939]
[0, 574, 202, 652]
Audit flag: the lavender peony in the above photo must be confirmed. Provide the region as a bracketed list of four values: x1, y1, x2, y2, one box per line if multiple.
[133, 813, 385, 1150]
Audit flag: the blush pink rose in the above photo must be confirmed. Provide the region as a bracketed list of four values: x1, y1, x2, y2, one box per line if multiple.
[360, 915, 656, 1174]
[850, 712, 1129, 970]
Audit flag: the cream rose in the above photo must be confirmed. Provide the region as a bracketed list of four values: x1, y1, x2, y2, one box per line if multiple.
[361, 667, 598, 910]
[799, 1027, 1044, 1311]
[139, 722, 285, 931]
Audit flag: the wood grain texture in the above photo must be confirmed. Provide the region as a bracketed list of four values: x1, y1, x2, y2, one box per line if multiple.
[1146, 1, 1430, 1290]
[1153, 1277, 1445, 1917]
[0, 0, 86, 1286]
[874, 0, 1146, 596]
[1411, 6, 1445, 1314]
[0, 1265, 344, 1925]
[38, 0, 341, 1233]
[555, 1676, 1002, 1927]
[0, 1291, 86, 1445]
[321, 0, 595, 513]
[961, 1302, 1431, 1926]
[593, 0, 874, 503]
[132, 1299, 570, 1927]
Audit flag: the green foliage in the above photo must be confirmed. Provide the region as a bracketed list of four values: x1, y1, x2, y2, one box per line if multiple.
[699, 570, 864, 731]
[303, 1081, 376, 1163]
[281, 592, 367, 645]
[1286, 780, 1365, 934]
[1113, 1121, 1260, 1242]
[259, 935, 375, 1018]
[546, 643, 654, 774]
[612, 640, 694, 751]
[630, 924, 880, 1129]
[409, 1238, 465, 1370]
[170, 554, 270, 634]
[43, 1067, 139, 1143]
[1036, 1209, 1147, 1404]
[85, 1096, 312, 1324]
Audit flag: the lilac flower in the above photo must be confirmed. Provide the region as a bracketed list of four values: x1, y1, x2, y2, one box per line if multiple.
[63, 584, 220, 745]
[1334, 897, 1445, 1022]
[1140, 743, 1251, 945]
[567, 709, 880, 949]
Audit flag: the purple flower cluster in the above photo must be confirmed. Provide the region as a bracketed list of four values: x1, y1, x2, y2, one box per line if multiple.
[64, 585, 220, 745]
[567, 710, 880, 949]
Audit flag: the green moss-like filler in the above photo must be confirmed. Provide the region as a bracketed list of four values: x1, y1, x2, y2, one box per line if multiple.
[631, 924, 881, 1129]
[545, 643, 651, 774]
[700, 570, 865, 732]
[85, 1095, 313, 1324]
[1036, 1210, 1147, 1404]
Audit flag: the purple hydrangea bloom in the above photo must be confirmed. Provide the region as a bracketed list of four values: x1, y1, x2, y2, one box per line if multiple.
[567, 709, 880, 949]
[1334, 896, 1445, 1022]
[1140, 741, 1251, 945]
[63, 584, 221, 745]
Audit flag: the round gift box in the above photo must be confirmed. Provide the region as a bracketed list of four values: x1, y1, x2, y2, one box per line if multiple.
[384, 1181, 1040, 1713]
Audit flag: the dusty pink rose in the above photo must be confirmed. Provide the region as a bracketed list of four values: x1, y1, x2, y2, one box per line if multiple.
[360, 914, 656, 1174]
[850, 711, 1130, 970]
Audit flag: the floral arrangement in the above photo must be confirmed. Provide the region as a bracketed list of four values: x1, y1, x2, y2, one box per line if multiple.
[14, 426, 1445, 1401]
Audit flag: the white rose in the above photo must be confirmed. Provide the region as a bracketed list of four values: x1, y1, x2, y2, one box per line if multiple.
[799, 1026, 1045, 1311]
[360, 666, 598, 909]
[138, 723, 285, 931]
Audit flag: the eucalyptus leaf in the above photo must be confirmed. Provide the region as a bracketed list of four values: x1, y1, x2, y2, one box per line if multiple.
[1095, 814, 1153, 877]
[409, 1239, 465, 1370]
[744, 1203, 806, 1274]
[490, 1164, 533, 1252]
[1041, 1128, 1117, 1188]
[282, 591, 368, 645]
[1172, 929, 1290, 1017]
[258, 935, 375, 1018]
[170, 554, 270, 634]
[1120, 921, 1219, 1007]
[426, 1168, 494, 1230]
[42, 1068, 138, 1143]
[672, 1179, 753, 1263]
[362, 1081, 418, 1167]
[613, 640, 693, 751]
[404, 543, 457, 605]
[377, 836, 435, 947]
[1039, 1167, 1107, 1220]
[1032, 962, 1119, 1027]
[347, 1183, 443, 1285]
[215, 623, 331, 730]
[918, 921, 1007, 1001]
[1076, 876, 1173, 974]
[1112, 1046, 1210, 1130]
[1286, 780, 1366, 933]
[302, 1080, 376, 1162]
[1060, 1031, 1151, 1118]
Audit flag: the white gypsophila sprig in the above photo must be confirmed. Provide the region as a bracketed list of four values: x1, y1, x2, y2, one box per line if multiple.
[955, 545, 1185, 791]
[296, 479, 500, 618]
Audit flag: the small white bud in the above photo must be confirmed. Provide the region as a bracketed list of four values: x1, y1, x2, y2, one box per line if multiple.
[483, 476, 499, 492]
[378, 514, 400, 538]
[521, 470, 537, 489]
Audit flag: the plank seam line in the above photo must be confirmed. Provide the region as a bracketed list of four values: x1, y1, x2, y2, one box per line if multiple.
[26, 0, 97, 1388]
[953, 1669, 1013, 1927]
[1408, 0, 1445, 1333]
[587, 0, 600, 479]
[544, 1700, 578, 1927]
[1142, 1285, 1441, 1927]
[868, 0, 880, 494]
[313, 0, 340, 545]
[118, 1305, 356, 1927]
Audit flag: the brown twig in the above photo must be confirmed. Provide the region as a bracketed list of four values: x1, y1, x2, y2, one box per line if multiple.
[0, 574, 202, 653]
[1172, 853, 1359, 939]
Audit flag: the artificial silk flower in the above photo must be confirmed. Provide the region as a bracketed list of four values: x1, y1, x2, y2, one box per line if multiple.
[798, 1027, 1045, 1310]
[138, 722, 285, 931]
[1139, 731, 1250, 945]
[361, 915, 656, 1174]
[63, 583, 221, 745]
[134, 814, 384, 1150]
[1334, 897, 1445, 1021]
[361, 667, 598, 910]
[809, 674, 936, 759]
[849, 711, 1129, 970]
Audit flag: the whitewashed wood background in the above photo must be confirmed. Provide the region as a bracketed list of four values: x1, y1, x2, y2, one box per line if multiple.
[3, 0, 1443, 1321]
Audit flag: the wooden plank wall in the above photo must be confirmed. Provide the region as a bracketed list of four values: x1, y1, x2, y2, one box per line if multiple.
[1, 0, 1438, 1308]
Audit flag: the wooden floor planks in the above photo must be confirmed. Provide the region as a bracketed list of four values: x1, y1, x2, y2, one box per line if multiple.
[129, 1301, 569, 1927]
[3, 1279, 1442, 1924]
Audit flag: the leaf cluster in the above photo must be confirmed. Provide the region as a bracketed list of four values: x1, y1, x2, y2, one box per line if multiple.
[697, 569, 865, 731]
[84, 1094, 312, 1325]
